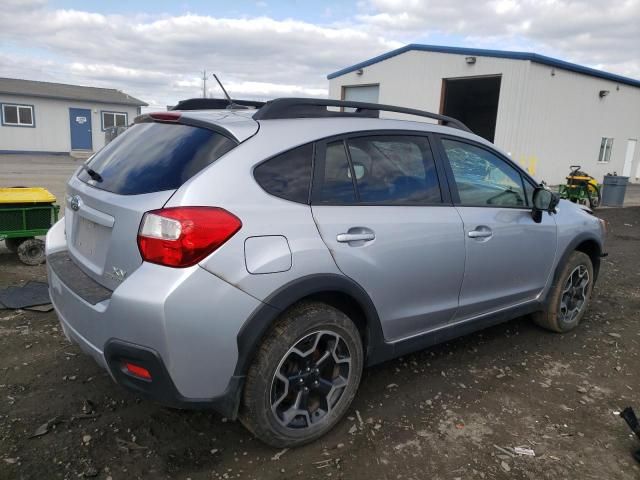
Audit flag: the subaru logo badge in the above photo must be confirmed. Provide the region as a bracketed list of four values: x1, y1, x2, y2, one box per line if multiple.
[70, 195, 80, 211]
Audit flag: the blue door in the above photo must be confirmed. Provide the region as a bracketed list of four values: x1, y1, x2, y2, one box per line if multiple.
[69, 108, 93, 150]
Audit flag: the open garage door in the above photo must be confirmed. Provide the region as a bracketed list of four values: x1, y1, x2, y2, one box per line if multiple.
[441, 76, 501, 142]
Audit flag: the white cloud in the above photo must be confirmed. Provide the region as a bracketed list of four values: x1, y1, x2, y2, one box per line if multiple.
[0, 3, 400, 106]
[0, 0, 638, 109]
[358, 0, 640, 78]
[222, 81, 327, 97]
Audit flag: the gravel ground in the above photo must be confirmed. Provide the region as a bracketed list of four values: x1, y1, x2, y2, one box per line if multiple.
[1, 205, 640, 479]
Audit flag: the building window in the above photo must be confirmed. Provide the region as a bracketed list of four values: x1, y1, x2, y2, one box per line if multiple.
[598, 137, 614, 163]
[2, 104, 34, 127]
[101, 111, 128, 130]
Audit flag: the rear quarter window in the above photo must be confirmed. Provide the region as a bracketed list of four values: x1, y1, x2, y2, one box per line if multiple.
[253, 144, 313, 204]
[78, 122, 236, 195]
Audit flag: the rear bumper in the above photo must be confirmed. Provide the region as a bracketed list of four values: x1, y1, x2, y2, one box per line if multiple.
[53, 292, 109, 369]
[47, 249, 262, 418]
[104, 339, 245, 416]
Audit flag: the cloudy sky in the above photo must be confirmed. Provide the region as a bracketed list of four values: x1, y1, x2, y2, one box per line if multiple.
[1, 0, 639, 109]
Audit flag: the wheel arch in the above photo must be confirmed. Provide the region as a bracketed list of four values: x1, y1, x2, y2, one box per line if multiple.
[553, 233, 603, 286]
[575, 238, 602, 280]
[234, 274, 386, 379]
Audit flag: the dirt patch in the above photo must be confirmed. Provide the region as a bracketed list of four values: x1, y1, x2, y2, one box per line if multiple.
[1, 207, 640, 479]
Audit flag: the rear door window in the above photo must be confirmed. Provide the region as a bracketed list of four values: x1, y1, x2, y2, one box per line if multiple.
[78, 122, 236, 195]
[313, 135, 442, 205]
[315, 141, 357, 204]
[254, 144, 313, 203]
[345, 135, 441, 204]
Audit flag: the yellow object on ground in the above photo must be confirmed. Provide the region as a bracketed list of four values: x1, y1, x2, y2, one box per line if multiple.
[0, 187, 57, 204]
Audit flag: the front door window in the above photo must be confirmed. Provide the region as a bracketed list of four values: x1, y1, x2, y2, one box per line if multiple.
[442, 139, 527, 207]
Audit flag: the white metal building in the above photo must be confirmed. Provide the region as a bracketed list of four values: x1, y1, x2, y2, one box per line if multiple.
[0, 78, 146, 155]
[328, 45, 640, 185]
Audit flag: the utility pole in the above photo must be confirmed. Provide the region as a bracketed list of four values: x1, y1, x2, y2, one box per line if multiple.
[202, 70, 207, 98]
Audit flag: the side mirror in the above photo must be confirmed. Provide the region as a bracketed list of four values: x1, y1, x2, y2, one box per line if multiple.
[531, 187, 559, 223]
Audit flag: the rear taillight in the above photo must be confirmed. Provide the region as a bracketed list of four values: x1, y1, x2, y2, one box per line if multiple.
[137, 207, 241, 268]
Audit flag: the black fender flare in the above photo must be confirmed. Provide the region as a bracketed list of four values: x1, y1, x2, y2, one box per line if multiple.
[233, 273, 386, 378]
[544, 232, 603, 306]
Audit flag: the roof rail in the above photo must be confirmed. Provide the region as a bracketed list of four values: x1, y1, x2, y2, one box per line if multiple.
[252, 98, 471, 132]
[171, 98, 266, 111]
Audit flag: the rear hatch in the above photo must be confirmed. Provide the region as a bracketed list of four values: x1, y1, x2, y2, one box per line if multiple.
[65, 120, 240, 290]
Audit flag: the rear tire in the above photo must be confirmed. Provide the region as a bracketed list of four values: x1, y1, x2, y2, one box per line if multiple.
[533, 251, 594, 332]
[588, 185, 601, 209]
[17, 238, 46, 266]
[240, 301, 364, 448]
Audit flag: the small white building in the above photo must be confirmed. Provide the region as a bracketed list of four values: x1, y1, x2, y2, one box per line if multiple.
[328, 45, 640, 185]
[0, 78, 146, 155]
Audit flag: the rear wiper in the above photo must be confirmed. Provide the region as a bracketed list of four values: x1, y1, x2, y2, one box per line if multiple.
[80, 164, 103, 182]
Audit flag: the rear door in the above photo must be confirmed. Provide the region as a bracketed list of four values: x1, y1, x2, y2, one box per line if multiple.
[436, 136, 557, 319]
[311, 132, 465, 342]
[66, 121, 237, 290]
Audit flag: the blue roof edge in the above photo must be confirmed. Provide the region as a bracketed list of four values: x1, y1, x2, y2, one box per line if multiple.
[327, 44, 640, 88]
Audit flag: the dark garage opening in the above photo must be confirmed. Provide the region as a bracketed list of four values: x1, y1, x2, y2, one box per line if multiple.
[440, 75, 501, 142]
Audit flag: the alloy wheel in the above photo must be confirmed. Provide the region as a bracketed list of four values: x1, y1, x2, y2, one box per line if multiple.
[559, 264, 590, 323]
[270, 330, 352, 430]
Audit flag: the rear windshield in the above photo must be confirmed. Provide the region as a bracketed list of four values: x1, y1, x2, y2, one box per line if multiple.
[78, 122, 236, 195]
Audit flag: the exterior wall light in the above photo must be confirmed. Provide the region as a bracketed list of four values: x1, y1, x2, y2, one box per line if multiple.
[465, 56, 476, 64]
[599, 90, 610, 98]
[356, 68, 364, 76]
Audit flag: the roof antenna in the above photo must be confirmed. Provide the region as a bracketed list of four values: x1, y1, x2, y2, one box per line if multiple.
[212, 74, 248, 109]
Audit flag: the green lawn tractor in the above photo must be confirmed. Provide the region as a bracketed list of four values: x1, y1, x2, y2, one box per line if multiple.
[558, 165, 601, 209]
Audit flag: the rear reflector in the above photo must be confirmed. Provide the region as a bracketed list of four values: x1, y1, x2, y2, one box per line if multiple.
[137, 207, 242, 268]
[123, 362, 152, 380]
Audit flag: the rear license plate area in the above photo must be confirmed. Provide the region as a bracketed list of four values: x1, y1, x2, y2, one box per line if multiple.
[73, 216, 111, 270]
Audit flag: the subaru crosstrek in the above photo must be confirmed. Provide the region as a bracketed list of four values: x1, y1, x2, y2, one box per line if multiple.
[46, 98, 606, 447]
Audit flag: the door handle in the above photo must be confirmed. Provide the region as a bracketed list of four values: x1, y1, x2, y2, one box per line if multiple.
[336, 227, 375, 244]
[337, 232, 375, 243]
[468, 227, 493, 239]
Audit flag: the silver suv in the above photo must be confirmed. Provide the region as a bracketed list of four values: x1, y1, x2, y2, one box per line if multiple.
[46, 98, 606, 447]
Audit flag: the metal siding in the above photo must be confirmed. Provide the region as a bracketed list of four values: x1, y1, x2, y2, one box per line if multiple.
[0, 94, 139, 153]
[329, 50, 640, 184]
[329, 50, 528, 168]
[516, 62, 640, 184]
[327, 44, 640, 88]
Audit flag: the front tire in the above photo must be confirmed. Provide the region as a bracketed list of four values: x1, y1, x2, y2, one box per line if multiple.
[533, 251, 594, 332]
[240, 301, 364, 448]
